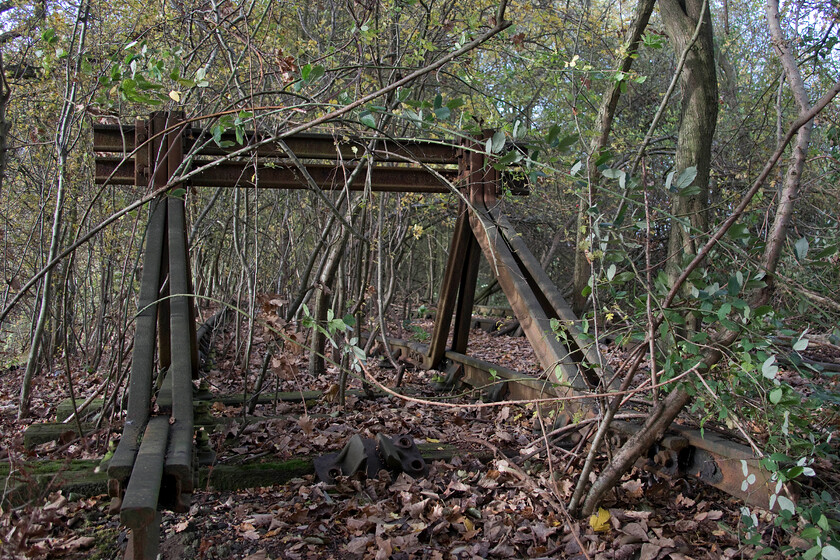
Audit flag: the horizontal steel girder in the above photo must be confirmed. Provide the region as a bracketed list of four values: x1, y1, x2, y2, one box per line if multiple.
[93, 125, 460, 164]
[95, 157, 459, 193]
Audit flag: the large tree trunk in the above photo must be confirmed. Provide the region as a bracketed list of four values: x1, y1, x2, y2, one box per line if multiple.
[661, 0, 719, 294]
[578, 0, 719, 515]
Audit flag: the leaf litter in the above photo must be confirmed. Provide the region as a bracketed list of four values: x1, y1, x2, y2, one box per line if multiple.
[0, 305, 814, 558]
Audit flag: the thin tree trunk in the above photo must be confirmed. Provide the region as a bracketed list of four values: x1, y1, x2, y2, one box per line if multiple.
[19, 1, 90, 419]
[571, 0, 656, 315]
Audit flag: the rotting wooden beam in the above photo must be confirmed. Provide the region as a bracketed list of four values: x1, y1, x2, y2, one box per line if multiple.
[120, 416, 169, 560]
[165, 193, 196, 508]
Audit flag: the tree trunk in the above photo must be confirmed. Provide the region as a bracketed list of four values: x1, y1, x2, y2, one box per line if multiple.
[571, 0, 656, 315]
[661, 0, 719, 294]
[308, 230, 349, 376]
[19, 1, 90, 419]
[577, 0, 719, 513]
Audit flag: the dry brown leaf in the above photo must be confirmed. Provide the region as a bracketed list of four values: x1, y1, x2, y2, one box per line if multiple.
[298, 415, 315, 436]
[639, 542, 661, 560]
[674, 519, 698, 532]
[621, 479, 644, 499]
[346, 535, 373, 554]
[58, 536, 96, 551]
[621, 522, 649, 542]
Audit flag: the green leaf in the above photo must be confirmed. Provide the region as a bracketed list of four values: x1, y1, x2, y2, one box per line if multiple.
[614, 271, 635, 283]
[816, 244, 838, 259]
[793, 337, 809, 351]
[801, 527, 822, 540]
[674, 166, 698, 189]
[446, 98, 464, 110]
[496, 150, 523, 165]
[606, 264, 616, 282]
[594, 150, 611, 166]
[727, 275, 741, 296]
[556, 134, 579, 152]
[804, 546, 822, 560]
[601, 168, 624, 180]
[769, 387, 783, 404]
[643, 32, 665, 49]
[42, 29, 57, 44]
[762, 356, 778, 380]
[570, 161, 582, 176]
[818, 514, 831, 532]
[491, 130, 506, 154]
[403, 109, 421, 125]
[794, 237, 809, 260]
[776, 495, 795, 513]
[434, 93, 442, 109]
[359, 110, 376, 128]
[434, 106, 451, 120]
[546, 124, 562, 145]
[823, 545, 840, 560]
[728, 223, 751, 241]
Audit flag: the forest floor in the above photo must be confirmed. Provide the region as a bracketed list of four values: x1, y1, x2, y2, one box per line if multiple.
[1, 305, 838, 559]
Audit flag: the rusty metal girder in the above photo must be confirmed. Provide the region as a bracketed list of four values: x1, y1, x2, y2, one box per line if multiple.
[314, 433, 427, 483]
[468, 205, 590, 396]
[93, 124, 459, 164]
[95, 157, 458, 193]
[611, 421, 776, 511]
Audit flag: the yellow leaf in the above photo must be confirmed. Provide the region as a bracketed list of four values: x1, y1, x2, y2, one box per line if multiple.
[589, 507, 611, 532]
[426, 438, 440, 443]
[169, 90, 181, 102]
[464, 517, 474, 532]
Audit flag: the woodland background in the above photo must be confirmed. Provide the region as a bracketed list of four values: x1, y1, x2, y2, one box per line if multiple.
[0, 0, 839, 557]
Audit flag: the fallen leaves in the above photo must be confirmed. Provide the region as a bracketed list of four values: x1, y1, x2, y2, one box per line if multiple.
[590, 507, 612, 532]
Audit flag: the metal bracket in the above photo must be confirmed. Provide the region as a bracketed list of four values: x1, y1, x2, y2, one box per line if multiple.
[314, 433, 427, 483]
[433, 359, 464, 392]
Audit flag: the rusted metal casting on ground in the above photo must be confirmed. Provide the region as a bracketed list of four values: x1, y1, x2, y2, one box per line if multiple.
[314, 433, 428, 484]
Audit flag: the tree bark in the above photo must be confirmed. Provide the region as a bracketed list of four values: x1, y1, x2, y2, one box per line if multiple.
[661, 0, 718, 295]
